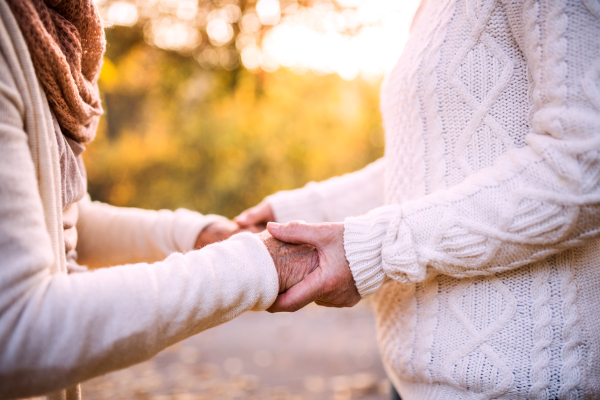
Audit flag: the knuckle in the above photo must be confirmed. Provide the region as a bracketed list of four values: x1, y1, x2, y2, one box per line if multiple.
[287, 221, 303, 230]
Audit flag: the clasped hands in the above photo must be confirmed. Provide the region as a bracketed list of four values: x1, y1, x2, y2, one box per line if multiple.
[195, 201, 360, 312]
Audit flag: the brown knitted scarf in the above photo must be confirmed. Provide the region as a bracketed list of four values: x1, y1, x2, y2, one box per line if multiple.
[6, 0, 105, 144]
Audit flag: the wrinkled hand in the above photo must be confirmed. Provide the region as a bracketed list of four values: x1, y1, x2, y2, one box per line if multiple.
[195, 220, 241, 249]
[266, 222, 360, 312]
[235, 201, 275, 233]
[257, 230, 319, 294]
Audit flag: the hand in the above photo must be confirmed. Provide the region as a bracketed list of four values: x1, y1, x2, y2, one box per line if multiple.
[265, 221, 360, 312]
[195, 220, 241, 249]
[257, 230, 319, 294]
[234, 201, 275, 233]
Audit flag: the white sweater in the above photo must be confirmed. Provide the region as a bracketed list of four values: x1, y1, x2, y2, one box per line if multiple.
[0, 2, 278, 399]
[268, 0, 600, 398]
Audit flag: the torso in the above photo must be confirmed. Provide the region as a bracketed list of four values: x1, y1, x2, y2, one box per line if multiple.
[374, 0, 594, 397]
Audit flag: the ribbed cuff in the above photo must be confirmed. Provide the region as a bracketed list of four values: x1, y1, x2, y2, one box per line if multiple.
[266, 184, 324, 223]
[172, 209, 230, 252]
[343, 206, 399, 297]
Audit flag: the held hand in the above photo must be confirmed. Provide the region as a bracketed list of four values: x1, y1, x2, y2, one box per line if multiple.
[234, 201, 275, 233]
[265, 222, 360, 312]
[195, 220, 241, 249]
[257, 230, 319, 294]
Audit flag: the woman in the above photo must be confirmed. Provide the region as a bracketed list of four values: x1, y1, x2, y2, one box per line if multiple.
[237, 0, 600, 398]
[0, 1, 319, 399]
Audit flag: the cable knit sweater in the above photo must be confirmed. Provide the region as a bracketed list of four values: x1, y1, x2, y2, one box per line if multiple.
[0, 2, 279, 399]
[268, 0, 600, 398]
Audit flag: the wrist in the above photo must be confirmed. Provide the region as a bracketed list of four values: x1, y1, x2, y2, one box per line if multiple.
[343, 208, 396, 297]
[195, 219, 241, 249]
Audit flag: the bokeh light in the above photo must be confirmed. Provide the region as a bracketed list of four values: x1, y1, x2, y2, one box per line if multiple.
[256, 0, 281, 25]
[106, 1, 138, 26]
[144, 17, 201, 51]
[96, 0, 420, 79]
[206, 18, 234, 45]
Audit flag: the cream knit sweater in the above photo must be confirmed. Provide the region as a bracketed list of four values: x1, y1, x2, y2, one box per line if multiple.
[268, 0, 600, 398]
[0, 2, 279, 399]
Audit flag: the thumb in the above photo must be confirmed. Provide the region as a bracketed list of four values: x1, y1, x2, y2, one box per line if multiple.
[267, 269, 323, 312]
[267, 221, 326, 247]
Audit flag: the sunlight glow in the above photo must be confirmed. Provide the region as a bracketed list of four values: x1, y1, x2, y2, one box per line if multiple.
[106, 1, 138, 26]
[240, 13, 262, 34]
[176, 1, 198, 20]
[257, 0, 421, 79]
[145, 17, 201, 51]
[241, 45, 262, 70]
[206, 18, 234, 46]
[98, 0, 421, 80]
[256, 0, 281, 25]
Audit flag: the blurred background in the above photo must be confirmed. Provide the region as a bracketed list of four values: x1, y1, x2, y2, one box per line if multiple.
[83, 0, 419, 398]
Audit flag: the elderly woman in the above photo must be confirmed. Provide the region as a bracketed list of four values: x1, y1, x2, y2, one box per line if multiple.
[237, 0, 600, 398]
[0, 1, 319, 399]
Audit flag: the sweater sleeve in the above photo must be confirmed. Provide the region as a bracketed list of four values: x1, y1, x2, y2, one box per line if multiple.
[267, 158, 386, 223]
[0, 42, 278, 398]
[0, 232, 278, 399]
[344, 0, 600, 297]
[76, 196, 229, 268]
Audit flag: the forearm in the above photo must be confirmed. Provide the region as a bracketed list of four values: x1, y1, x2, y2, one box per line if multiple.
[346, 135, 600, 296]
[267, 158, 385, 223]
[345, 0, 600, 297]
[0, 233, 277, 399]
[76, 196, 228, 268]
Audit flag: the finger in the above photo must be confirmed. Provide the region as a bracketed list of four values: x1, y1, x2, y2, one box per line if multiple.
[267, 270, 323, 312]
[233, 208, 257, 226]
[237, 212, 263, 226]
[246, 223, 266, 233]
[235, 203, 270, 226]
[267, 222, 329, 247]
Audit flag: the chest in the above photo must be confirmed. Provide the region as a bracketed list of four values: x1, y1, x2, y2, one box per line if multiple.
[381, 0, 532, 202]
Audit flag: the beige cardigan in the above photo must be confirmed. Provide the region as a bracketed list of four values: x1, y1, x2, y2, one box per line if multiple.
[0, 2, 279, 399]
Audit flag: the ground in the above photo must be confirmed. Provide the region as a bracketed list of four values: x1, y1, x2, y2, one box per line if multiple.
[82, 301, 390, 400]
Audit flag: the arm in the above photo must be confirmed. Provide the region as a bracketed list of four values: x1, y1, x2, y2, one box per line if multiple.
[0, 96, 277, 396]
[265, 0, 600, 310]
[0, 50, 317, 398]
[342, 0, 600, 296]
[236, 158, 386, 227]
[269, 158, 386, 223]
[76, 196, 231, 268]
[1, 236, 278, 398]
[0, 131, 316, 398]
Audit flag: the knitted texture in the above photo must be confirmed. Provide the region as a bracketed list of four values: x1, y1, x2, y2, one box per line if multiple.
[5, 0, 104, 143]
[268, 158, 386, 224]
[342, 0, 600, 397]
[273, 0, 600, 397]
